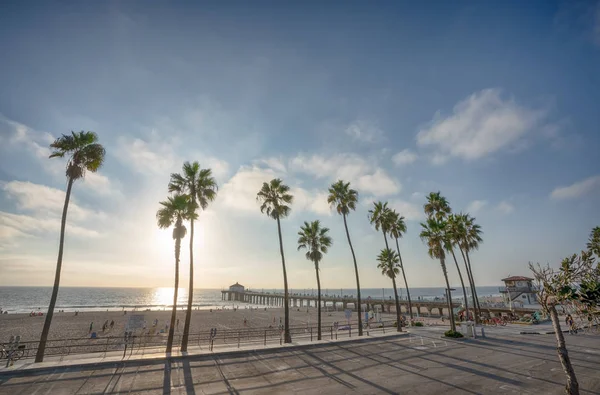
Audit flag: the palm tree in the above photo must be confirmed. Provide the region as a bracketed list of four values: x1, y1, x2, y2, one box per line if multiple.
[377, 248, 403, 332]
[586, 226, 599, 258]
[257, 178, 294, 343]
[424, 191, 451, 221]
[459, 214, 484, 317]
[156, 194, 192, 354]
[297, 220, 333, 340]
[420, 217, 456, 332]
[168, 162, 218, 352]
[446, 214, 471, 322]
[453, 213, 480, 321]
[388, 211, 414, 320]
[327, 180, 364, 336]
[368, 201, 393, 249]
[35, 131, 105, 363]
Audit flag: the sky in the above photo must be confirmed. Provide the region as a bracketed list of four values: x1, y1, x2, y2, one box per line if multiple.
[0, 1, 599, 290]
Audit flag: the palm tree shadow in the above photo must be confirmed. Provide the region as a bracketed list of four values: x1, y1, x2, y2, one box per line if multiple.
[183, 359, 196, 395]
[163, 360, 171, 395]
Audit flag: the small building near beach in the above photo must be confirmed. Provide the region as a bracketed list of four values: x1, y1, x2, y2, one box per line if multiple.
[229, 282, 245, 293]
[500, 275, 538, 307]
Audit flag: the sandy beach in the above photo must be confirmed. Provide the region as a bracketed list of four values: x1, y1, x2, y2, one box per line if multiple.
[0, 306, 440, 344]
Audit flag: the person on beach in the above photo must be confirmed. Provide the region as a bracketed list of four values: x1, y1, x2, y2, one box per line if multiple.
[110, 320, 114, 329]
[89, 322, 93, 333]
[176, 318, 180, 330]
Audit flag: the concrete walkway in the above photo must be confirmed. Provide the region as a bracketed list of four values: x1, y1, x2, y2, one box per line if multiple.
[1, 326, 599, 394]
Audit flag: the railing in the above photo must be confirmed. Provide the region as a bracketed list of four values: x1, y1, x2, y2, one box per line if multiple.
[2, 320, 402, 361]
[499, 286, 535, 293]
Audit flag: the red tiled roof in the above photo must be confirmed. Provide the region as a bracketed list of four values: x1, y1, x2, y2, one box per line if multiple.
[501, 276, 533, 282]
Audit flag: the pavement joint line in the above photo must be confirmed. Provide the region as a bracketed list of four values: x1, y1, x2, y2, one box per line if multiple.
[0, 331, 410, 378]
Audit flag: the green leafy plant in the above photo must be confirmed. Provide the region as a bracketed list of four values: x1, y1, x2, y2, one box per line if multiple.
[444, 330, 464, 338]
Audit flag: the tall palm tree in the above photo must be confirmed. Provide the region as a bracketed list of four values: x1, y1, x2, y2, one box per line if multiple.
[35, 131, 105, 363]
[459, 214, 484, 316]
[420, 217, 456, 332]
[257, 178, 294, 343]
[377, 248, 403, 332]
[446, 214, 471, 321]
[156, 194, 192, 354]
[368, 201, 393, 249]
[297, 220, 333, 340]
[327, 180, 363, 336]
[388, 211, 414, 320]
[453, 213, 480, 321]
[424, 191, 451, 221]
[168, 162, 218, 352]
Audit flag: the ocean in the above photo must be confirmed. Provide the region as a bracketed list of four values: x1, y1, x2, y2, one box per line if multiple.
[0, 286, 503, 314]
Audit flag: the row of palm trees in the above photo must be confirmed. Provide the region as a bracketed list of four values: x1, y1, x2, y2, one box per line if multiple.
[34, 131, 483, 361]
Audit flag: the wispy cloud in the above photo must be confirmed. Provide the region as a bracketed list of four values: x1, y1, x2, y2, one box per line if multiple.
[392, 149, 418, 166]
[466, 200, 488, 214]
[550, 175, 600, 200]
[388, 199, 423, 221]
[3, 181, 106, 222]
[290, 153, 400, 196]
[344, 120, 384, 143]
[417, 89, 546, 162]
[496, 201, 515, 214]
[218, 164, 330, 216]
[0, 116, 117, 196]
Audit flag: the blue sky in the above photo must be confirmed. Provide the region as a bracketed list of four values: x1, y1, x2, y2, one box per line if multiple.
[0, 1, 599, 289]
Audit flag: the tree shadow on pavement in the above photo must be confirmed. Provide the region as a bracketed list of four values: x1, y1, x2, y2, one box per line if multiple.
[163, 360, 171, 395]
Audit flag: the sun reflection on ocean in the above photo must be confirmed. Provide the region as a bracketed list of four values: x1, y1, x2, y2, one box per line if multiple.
[151, 287, 188, 308]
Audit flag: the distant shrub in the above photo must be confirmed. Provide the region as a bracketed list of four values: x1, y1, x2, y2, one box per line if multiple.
[413, 322, 424, 327]
[444, 330, 464, 338]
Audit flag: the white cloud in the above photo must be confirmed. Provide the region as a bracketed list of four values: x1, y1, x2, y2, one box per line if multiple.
[388, 199, 423, 221]
[219, 165, 331, 216]
[417, 89, 546, 161]
[3, 181, 106, 222]
[219, 166, 281, 213]
[466, 200, 488, 214]
[355, 169, 400, 196]
[116, 135, 177, 176]
[344, 120, 384, 143]
[392, 149, 418, 166]
[0, 211, 101, 239]
[289, 153, 400, 196]
[291, 188, 331, 216]
[1, 116, 116, 196]
[496, 201, 515, 214]
[550, 175, 600, 200]
[255, 157, 287, 173]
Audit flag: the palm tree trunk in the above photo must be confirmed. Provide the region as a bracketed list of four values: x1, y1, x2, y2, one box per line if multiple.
[383, 232, 389, 250]
[166, 233, 181, 354]
[450, 248, 470, 322]
[276, 216, 291, 343]
[440, 257, 456, 332]
[343, 214, 363, 336]
[181, 216, 194, 352]
[315, 261, 322, 340]
[465, 251, 482, 315]
[459, 247, 479, 323]
[548, 305, 579, 394]
[392, 277, 402, 332]
[35, 177, 74, 363]
[395, 238, 413, 320]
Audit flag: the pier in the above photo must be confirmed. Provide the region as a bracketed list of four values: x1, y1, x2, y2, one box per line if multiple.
[220, 290, 535, 318]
